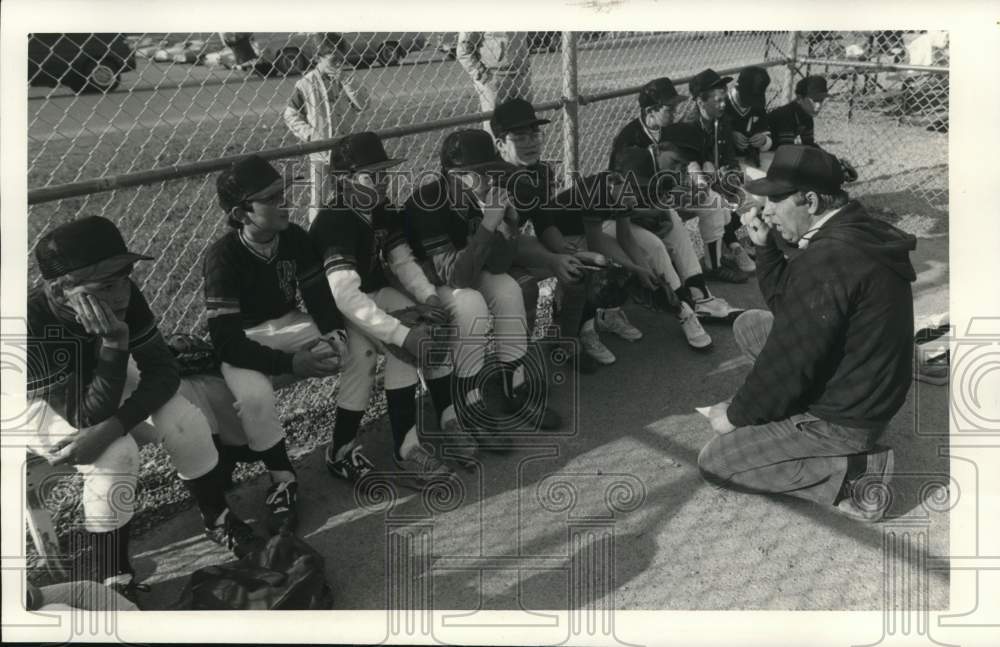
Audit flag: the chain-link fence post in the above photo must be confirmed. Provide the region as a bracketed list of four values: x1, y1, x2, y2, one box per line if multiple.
[785, 31, 801, 103]
[561, 31, 580, 188]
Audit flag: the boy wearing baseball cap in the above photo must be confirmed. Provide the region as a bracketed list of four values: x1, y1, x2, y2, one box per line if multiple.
[698, 145, 916, 522]
[207, 154, 350, 533]
[724, 66, 773, 168]
[608, 77, 687, 169]
[767, 75, 829, 151]
[312, 131, 477, 486]
[26, 217, 262, 603]
[684, 68, 756, 282]
[401, 127, 564, 431]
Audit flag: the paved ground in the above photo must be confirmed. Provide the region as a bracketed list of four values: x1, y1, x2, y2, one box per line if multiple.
[131, 231, 949, 611]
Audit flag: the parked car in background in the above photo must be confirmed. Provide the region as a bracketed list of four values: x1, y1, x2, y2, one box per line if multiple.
[436, 31, 563, 60]
[28, 33, 136, 93]
[220, 32, 427, 76]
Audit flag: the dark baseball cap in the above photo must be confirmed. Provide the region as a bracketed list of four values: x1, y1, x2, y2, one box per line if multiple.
[737, 66, 771, 109]
[658, 123, 704, 158]
[218, 154, 285, 207]
[743, 145, 845, 197]
[35, 216, 153, 280]
[441, 129, 513, 172]
[638, 77, 684, 108]
[795, 75, 829, 100]
[330, 131, 406, 173]
[689, 68, 732, 97]
[490, 98, 551, 137]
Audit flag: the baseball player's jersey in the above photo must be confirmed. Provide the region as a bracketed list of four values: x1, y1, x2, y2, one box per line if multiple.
[310, 205, 393, 295]
[767, 101, 818, 150]
[608, 118, 656, 170]
[401, 176, 518, 286]
[203, 223, 342, 375]
[26, 281, 179, 431]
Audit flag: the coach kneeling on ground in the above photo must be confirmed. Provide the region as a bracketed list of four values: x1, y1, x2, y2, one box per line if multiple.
[697, 145, 917, 522]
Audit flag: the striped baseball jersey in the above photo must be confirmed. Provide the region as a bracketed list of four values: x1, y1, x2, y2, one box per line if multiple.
[203, 223, 342, 375]
[26, 281, 179, 431]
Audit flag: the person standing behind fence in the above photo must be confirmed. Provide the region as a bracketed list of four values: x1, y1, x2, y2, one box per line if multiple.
[456, 31, 532, 134]
[284, 32, 369, 225]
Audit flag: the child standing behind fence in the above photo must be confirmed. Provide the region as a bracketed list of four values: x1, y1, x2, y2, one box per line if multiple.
[283, 32, 369, 224]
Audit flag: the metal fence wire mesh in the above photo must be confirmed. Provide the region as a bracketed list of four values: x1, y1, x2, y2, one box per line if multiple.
[26, 29, 948, 390]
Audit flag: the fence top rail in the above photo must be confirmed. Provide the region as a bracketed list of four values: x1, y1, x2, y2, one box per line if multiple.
[796, 58, 949, 74]
[28, 100, 567, 206]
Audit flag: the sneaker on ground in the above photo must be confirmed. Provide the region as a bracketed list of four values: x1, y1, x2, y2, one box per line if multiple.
[694, 295, 745, 323]
[834, 446, 895, 522]
[395, 443, 456, 486]
[580, 319, 616, 365]
[264, 480, 299, 535]
[440, 410, 479, 466]
[678, 302, 713, 350]
[326, 442, 375, 482]
[727, 242, 757, 272]
[205, 508, 263, 558]
[704, 259, 750, 284]
[595, 307, 643, 341]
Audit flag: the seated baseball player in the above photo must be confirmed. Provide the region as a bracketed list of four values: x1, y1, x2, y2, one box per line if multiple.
[207, 155, 350, 533]
[724, 66, 773, 171]
[489, 97, 605, 377]
[312, 131, 476, 486]
[698, 145, 916, 522]
[26, 217, 262, 604]
[684, 68, 756, 281]
[401, 128, 565, 429]
[607, 76, 687, 171]
[767, 75, 829, 151]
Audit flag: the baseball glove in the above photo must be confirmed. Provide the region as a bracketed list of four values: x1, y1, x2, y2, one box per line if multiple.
[166, 333, 221, 377]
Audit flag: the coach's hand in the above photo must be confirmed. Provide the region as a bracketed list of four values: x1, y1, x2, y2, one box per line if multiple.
[50, 417, 125, 466]
[741, 206, 771, 246]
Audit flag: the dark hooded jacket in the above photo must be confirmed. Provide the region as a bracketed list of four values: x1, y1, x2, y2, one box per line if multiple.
[727, 200, 917, 431]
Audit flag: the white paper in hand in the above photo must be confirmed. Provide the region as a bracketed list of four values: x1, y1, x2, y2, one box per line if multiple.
[695, 406, 712, 418]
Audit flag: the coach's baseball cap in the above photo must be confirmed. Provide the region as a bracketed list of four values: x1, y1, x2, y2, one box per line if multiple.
[638, 77, 684, 108]
[441, 129, 514, 172]
[688, 68, 733, 97]
[658, 123, 704, 159]
[743, 145, 845, 197]
[795, 75, 829, 100]
[737, 66, 771, 109]
[490, 98, 551, 137]
[35, 216, 153, 280]
[330, 131, 406, 173]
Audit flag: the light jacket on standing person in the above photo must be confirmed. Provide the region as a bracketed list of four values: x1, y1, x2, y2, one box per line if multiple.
[284, 68, 366, 165]
[456, 32, 531, 85]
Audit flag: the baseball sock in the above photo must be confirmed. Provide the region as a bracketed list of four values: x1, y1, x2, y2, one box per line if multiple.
[181, 462, 231, 528]
[579, 301, 597, 335]
[722, 211, 741, 246]
[425, 374, 454, 422]
[500, 359, 526, 399]
[254, 439, 296, 482]
[83, 522, 133, 583]
[331, 407, 365, 460]
[387, 384, 418, 460]
[454, 372, 484, 424]
[706, 239, 722, 270]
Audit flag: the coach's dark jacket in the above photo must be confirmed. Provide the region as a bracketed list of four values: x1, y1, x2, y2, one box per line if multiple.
[727, 201, 917, 431]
